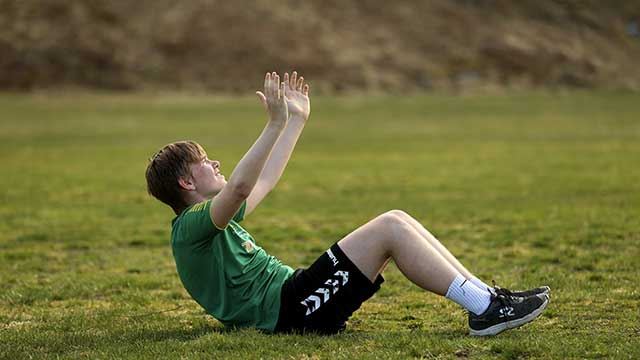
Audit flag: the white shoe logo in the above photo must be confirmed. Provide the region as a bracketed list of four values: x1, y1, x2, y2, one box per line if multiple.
[499, 307, 515, 318]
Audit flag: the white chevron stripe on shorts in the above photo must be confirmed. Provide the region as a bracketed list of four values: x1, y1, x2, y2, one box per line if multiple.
[316, 287, 330, 302]
[325, 279, 340, 294]
[301, 270, 350, 316]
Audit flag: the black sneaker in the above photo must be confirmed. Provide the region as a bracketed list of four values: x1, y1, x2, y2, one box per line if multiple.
[493, 285, 550, 298]
[468, 289, 549, 336]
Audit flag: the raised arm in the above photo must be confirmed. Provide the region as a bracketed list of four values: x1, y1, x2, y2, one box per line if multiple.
[245, 71, 311, 215]
[210, 72, 288, 229]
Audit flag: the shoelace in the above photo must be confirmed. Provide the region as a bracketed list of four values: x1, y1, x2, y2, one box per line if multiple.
[494, 286, 517, 297]
[490, 280, 520, 298]
[491, 286, 520, 306]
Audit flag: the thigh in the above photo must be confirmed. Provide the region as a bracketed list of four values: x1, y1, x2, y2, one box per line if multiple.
[337, 212, 404, 282]
[275, 243, 384, 334]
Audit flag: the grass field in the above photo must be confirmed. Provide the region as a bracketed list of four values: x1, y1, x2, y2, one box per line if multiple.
[1, 91, 639, 359]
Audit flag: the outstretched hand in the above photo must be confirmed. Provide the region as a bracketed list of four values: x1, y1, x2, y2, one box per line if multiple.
[283, 71, 310, 121]
[256, 72, 288, 127]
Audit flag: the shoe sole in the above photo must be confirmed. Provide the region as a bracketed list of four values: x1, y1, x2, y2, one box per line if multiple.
[469, 293, 550, 336]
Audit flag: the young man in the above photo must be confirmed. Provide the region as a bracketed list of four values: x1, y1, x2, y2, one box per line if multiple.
[145, 71, 549, 336]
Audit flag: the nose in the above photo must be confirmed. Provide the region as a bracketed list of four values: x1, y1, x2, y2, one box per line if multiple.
[212, 160, 220, 168]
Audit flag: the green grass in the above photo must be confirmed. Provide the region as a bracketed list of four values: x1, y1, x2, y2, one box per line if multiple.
[1, 91, 639, 359]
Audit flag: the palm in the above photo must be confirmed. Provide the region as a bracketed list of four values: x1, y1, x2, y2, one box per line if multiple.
[256, 72, 288, 126]
[286, 91, 310, 119]
[283, 71, 311, 120]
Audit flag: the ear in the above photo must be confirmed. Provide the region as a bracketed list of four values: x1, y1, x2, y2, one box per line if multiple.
[177, 176, 196, 191]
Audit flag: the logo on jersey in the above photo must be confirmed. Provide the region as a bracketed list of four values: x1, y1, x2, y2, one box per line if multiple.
[242, 240, 255, 253]
[300, 270, 350, 316]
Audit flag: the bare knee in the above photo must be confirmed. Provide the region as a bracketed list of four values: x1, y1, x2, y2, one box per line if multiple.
[386, 209, 416, 223]
[375, 210, 407, 229]
[345, 212, 401, 253]
[373, 211, 415, 246]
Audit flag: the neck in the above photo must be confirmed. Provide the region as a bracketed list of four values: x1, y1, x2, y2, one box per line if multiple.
[182, 191, 211, 210]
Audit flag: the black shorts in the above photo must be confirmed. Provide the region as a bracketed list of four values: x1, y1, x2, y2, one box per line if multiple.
[274, 243, 384, 335]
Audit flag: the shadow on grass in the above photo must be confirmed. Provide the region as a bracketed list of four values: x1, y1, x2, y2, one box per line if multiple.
[121, 323, 227, 344]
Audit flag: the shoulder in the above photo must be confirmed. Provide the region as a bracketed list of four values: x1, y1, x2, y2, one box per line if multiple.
[171, 200, 220, 247]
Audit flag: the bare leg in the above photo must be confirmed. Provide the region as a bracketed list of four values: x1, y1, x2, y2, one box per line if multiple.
[338, 210, 549, 336]
[391, 210, 475, 280]
[337, 211, 460, 295]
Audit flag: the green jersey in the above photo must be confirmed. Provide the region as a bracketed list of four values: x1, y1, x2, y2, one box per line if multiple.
[171, 199, 294, 331]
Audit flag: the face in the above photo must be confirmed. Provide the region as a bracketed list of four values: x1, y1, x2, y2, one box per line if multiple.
[188, 155, 227, 197]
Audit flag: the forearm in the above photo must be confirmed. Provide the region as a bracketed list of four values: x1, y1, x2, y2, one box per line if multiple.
[227, 121, 284, 196]
[258, 116, 306, 190]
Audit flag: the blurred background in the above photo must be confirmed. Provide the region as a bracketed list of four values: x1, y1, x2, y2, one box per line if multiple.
[1, 0, 639, 93]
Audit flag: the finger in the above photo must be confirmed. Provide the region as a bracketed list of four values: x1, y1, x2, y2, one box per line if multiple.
[271, 72, 278, 99]
[281, 81, 286, 100]
[297, 76, 304, 91]
[256, 91, 267, 109]
[283, 72, 289, 91]
[303, 83, 309, 96]
[291, 71, 297, 91]
[273, 72, 278, 98]
[265, 72, 272, 99]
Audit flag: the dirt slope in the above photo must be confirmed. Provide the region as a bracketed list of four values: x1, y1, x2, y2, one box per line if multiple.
[1, 0, 639, 92]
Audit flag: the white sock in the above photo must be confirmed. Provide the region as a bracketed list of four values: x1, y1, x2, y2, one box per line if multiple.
[470, 276, 492, 292]
[445, 275, 492, 315]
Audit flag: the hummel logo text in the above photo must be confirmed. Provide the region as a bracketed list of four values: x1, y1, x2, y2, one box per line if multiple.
[327, 249, 339, 266]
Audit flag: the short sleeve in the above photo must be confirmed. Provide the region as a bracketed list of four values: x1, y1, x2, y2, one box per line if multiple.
[176, 199, 220, 246]
[233, 200, 247, 223]
[176, 199, 247, 247]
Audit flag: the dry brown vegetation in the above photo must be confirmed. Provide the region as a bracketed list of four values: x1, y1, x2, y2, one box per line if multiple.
[1, 0, 639, 92]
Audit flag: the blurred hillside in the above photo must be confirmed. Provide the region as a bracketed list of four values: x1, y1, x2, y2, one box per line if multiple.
[1, 0, 639, 92]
